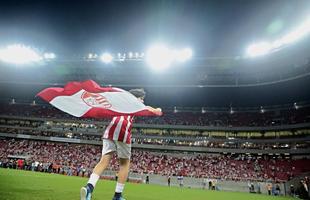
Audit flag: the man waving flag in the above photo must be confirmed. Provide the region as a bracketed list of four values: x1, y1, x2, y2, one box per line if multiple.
[37, 80, 162, 200]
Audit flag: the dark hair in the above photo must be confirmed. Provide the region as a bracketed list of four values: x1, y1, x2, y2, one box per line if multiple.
[129, 88, 146, 99]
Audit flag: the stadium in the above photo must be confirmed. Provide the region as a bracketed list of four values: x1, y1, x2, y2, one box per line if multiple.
[0, 0, 310, 200]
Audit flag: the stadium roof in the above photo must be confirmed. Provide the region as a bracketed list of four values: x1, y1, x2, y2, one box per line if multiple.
[0, 0, 310, 107]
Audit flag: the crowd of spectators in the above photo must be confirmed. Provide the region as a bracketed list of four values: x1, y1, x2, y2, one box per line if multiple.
[0, 127, 102, 141]
[1, 139, 310, 182]
[1, 126, 309, 150]
[1, 103, 310, 127]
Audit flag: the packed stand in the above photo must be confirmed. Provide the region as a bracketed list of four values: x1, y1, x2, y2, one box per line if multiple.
[1, 139, 310, 182]
[1, 126, 309, 150]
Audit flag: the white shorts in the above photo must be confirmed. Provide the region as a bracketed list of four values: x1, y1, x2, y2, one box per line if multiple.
[101, 139, 131, 159]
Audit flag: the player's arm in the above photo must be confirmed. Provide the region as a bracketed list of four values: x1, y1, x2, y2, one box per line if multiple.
[145, 106, 162, 116]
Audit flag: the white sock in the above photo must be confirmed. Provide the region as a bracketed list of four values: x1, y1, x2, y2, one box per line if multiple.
[115, 182, 125, 193]
[87, 173, 100, 187]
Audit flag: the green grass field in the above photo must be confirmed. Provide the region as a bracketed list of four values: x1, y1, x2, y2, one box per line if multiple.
[0, 168, 293, 200]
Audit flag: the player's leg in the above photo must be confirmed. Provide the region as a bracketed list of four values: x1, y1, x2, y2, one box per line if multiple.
[113, 158, 130, 200]
[112, 142, 131, 200]
[80, 139, 116, 200]
[87, 152, 113, 189]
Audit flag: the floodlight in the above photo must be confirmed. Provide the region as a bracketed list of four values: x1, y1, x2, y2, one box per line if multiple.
[230, 107, 234, 114]
[246, 17, 310, 58]
[128, 52, 133, 59]
[246, 42, 272, 57]
[100, 53, 113, 63]
[294, 102, 299, 110]
[201, 107, 206, 114]
[146, 44, 174, 70]
[135, 52, 139, 58]
[175, 48, 193, 62]
[88, 53, 93, 59]
[173, 106, 178, 113]
[260, 106, 265, 113]
[0, 44, 42, 64]
[44, 52, 56, 59]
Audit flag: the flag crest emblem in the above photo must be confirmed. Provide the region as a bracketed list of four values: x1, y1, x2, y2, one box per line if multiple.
[81, 91, 112, 108]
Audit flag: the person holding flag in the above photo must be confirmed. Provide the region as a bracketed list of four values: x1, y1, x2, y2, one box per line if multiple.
[80, 88, 161, 200]
[37, 80, 162, 200]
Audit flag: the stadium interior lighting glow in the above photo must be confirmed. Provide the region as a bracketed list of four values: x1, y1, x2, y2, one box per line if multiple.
[88, 53, 94, 59]
[175, 48, 193, 62]
[246, 17, 310, 57]
[100, 53, 113, 63]
[44, 52, 56, 59]
[146, 44, 175, 70]
[280, 17, 310, 45]
[128, 52, 133, 59]
[294, 102, 299, 110]
[0, 44, 42, 64]
[260, 106, 265, 113]
[246, 42, 272, 57]
[201, 107, 206, 114]
[173, 106, 178, 113]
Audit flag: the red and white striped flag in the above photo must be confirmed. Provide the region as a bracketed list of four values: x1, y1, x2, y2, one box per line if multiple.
[37, 80, 162, 118]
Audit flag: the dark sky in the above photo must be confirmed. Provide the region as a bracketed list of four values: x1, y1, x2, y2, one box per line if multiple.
[0, 0, 310, 57]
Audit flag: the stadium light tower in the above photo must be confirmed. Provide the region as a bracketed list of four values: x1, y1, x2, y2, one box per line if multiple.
[146, 44, 174, 70]
[100, 53, 113, 63]
[0, 44, 42, 64]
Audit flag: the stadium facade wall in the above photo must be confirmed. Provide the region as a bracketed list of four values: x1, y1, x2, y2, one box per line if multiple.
[101, 170, 285, 195]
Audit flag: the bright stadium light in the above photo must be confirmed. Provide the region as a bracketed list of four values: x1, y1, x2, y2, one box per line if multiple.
[146, 44, 174, 70]
[0, 44, 42, 64]
[100, 53, 113, 63]
[128, 52, 133, 59]
[230, 107, 234, 114]
[88, 53, 94, 59]
[246, 16, 310, 58]
[294, 102, 299, 110]
[175, 48, 193, 62]
[201, 107, 206, 114]
[280, 17, 310, 45]
[260, 106, 265, 114]
[44, 52, 56, 59]
[173, 106, 178, 113]
[246, 42, 272, 57]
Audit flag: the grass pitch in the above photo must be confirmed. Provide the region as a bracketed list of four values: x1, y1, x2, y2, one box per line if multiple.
[0, 168, 293, 200]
